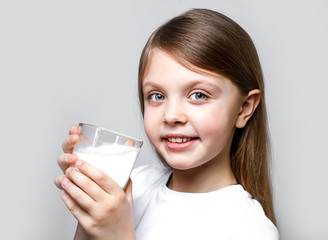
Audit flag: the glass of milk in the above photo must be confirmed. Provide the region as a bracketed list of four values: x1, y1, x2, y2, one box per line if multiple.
[72, 123, 143, 189]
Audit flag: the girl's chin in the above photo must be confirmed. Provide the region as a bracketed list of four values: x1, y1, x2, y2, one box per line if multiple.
[162, 156, 198, 170]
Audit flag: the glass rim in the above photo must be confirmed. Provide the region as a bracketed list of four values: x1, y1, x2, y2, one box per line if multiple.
[78, 123, 143, 146]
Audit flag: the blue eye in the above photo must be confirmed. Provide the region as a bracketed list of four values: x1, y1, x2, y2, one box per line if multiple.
[190, 92, 208, 100]
[149, 93, 165, 101]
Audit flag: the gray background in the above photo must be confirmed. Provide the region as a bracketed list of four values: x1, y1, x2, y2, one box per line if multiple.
[1, 0, 327, 239]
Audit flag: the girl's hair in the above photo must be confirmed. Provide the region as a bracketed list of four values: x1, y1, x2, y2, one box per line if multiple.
[138, 8, 276, 225]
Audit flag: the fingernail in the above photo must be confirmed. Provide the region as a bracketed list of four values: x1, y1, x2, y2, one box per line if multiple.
[60, 190, 67, 197]
[65, 167, 73, 175]
[62, 178, 69, 187]
[71, 134, 79, 142]
[68, 155, 76, 163]
[76, 160, 83, 167]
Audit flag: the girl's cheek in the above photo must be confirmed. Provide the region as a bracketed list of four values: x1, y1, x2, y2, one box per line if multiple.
[143, 111, 155, 137]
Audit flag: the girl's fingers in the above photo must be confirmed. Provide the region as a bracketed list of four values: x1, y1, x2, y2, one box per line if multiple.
[62, 125, 80, 154]
[68, 125, 79, 135]
[61, 176, 95, 212]
[75, 160, 123, 196]
[65, 167, 104, 202]
[54, 174, 66, 189]
[62, 134, 79, 153]
[57, 153, 78, 173]
[125, 178, 133, 207]
[60, 189, 91, 224]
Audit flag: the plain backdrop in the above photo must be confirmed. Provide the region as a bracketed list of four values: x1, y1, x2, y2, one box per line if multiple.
[0, 0, 327, 239]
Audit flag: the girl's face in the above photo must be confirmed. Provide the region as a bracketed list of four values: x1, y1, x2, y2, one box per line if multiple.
[142, 49, 245, 170]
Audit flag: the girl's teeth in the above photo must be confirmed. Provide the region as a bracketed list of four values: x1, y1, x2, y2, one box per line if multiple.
[168, 137, 191, 143]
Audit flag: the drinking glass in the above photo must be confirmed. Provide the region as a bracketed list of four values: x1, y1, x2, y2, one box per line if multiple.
[73, 123, 143, 189]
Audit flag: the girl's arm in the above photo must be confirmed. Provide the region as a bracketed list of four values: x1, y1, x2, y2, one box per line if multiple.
[74, 223, 91, 240]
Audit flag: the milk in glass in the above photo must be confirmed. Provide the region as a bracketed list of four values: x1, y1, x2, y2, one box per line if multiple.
[73, 144, 139, 189]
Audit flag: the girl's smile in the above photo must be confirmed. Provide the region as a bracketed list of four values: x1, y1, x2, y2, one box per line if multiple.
[162, 133, 199, 150]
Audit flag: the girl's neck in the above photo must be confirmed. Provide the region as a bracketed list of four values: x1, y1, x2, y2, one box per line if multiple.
[166, 157, 237, 193]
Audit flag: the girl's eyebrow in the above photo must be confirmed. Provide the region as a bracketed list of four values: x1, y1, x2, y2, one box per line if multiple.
[184, 79, 223, 93]
[142, 81, 158, 88]
[143, 78, 220, 87]
[187, 79, 219, 88]
[142, 79, 222, 93]
[142, 81, 164, 91]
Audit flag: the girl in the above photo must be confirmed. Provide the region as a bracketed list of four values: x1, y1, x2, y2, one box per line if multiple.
[55, 8, 279, 240]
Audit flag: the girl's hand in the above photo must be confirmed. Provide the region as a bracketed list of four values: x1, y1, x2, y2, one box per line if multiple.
[54, 125, 80, 189]
[60, 159, 135, 240]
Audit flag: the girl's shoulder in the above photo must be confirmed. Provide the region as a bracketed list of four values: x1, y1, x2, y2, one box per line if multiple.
[225, 186, 280, 239]
[185, 185, 279, 239]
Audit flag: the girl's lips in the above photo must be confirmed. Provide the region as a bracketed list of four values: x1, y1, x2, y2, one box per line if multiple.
[163, 137, 199, 150]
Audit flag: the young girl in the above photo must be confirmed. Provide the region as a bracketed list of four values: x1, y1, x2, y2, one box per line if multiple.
[55, 9, 279, 240]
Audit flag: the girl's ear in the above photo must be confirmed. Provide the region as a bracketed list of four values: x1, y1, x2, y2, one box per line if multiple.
[235, 89, 261, 128]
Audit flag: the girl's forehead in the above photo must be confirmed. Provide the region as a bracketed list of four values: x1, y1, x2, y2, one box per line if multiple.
[142, 49, 232, 88]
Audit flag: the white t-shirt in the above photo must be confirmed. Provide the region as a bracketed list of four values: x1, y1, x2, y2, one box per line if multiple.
[131, 165, 279, 240]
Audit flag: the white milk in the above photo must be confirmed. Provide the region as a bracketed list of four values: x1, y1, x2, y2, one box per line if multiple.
[73, 144, 139, 189]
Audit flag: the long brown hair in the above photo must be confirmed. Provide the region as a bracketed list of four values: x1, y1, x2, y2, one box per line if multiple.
[138, 8, 276, 225]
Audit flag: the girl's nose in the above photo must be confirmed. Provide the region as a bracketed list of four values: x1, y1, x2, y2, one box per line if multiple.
[162, 101, 187, 126]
